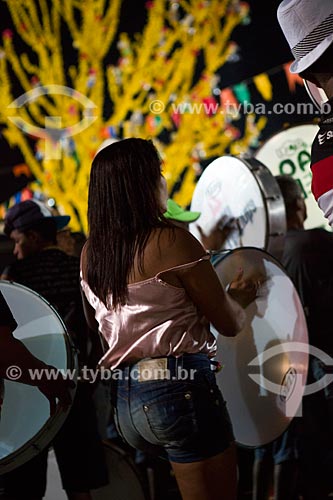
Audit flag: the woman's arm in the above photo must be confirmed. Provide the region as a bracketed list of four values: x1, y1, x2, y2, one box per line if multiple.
[0, 326, 52, 382]
[178, 259, 247, 336]
[0, 326, 73, 413]
[167, 228, 252, 337]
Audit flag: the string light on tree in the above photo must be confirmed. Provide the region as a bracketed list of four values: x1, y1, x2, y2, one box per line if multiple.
[0, 0, 267, 230]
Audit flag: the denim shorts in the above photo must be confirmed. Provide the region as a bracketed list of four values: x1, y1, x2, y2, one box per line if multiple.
[112, 353, 234, 463]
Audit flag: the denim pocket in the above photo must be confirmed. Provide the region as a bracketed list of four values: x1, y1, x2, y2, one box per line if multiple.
[142, 385, 198, 444]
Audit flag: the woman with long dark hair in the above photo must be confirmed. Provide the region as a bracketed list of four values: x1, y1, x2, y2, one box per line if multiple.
[81, 138, 255, 500]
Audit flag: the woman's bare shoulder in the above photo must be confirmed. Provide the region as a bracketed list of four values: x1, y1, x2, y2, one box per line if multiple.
[151, 226, 206, 267]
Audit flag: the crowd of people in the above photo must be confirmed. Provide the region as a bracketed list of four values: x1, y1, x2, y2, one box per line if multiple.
[0, 0, 333, 498]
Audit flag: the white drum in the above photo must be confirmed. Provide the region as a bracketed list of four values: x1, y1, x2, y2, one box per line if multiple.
[0, 281, 77, 474]
[255, 123, 330, 231]
[91, 441, 148, 500]
[212, 248, 309, 447]
[190, 156, 286, 258]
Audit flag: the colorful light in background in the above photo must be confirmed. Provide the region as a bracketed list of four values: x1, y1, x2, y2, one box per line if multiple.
[0, 0, 297, 231]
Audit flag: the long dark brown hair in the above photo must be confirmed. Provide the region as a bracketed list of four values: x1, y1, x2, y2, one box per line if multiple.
[86, 138, 169, 309]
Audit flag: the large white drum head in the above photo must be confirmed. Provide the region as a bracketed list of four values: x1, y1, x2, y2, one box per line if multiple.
[255, 124, 329, 231]
[0, 281, 77, 474]
[213, 248, 309, 447]
[190, 156, 271, 250]
[92, 441, 147, 500]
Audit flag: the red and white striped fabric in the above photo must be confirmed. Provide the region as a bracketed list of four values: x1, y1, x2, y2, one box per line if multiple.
[311, 99, 333, 227]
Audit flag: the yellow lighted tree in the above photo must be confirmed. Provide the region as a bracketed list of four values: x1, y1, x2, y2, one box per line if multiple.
[0, 0, 266, 231]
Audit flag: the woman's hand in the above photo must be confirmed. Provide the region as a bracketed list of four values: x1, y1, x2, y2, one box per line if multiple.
[37, 373, 75, 416]
[197, 216, 239, 251]
[227, 268, 262, 309]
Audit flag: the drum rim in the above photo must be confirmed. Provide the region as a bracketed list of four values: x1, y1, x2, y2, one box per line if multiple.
[237, 156, 286, 255]
[0, 279, 78, 474]
[212, 245, 288, 273]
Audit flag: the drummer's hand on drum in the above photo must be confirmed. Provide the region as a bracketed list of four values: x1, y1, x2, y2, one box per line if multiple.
[197, 216, 238, 251]
[227, 268, 260, 309]
[37, 373, 75, 416]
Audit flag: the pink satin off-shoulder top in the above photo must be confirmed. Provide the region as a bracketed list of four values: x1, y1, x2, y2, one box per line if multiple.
[80, 254, 217, 370]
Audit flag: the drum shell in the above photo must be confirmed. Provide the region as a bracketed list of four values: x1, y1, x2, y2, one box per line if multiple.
[245, 157, 286, 259]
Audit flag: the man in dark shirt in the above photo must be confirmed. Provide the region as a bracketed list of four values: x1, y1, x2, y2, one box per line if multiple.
[277, 175, 333, 499]
[276, 177, 333, 355]
[253, 175, 333, 500]
[1, 200, 107, 500]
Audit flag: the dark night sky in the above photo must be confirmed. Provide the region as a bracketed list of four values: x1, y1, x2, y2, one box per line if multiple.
[0, 0, 292, 87]
[115, 0, 293, 86]
[221, 0, 292, 85]
[114, 0, 293, 85]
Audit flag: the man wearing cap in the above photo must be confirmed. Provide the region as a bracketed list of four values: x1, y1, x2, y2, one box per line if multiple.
[277, 0, 333, 227]
[0, 200, 108, 500]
